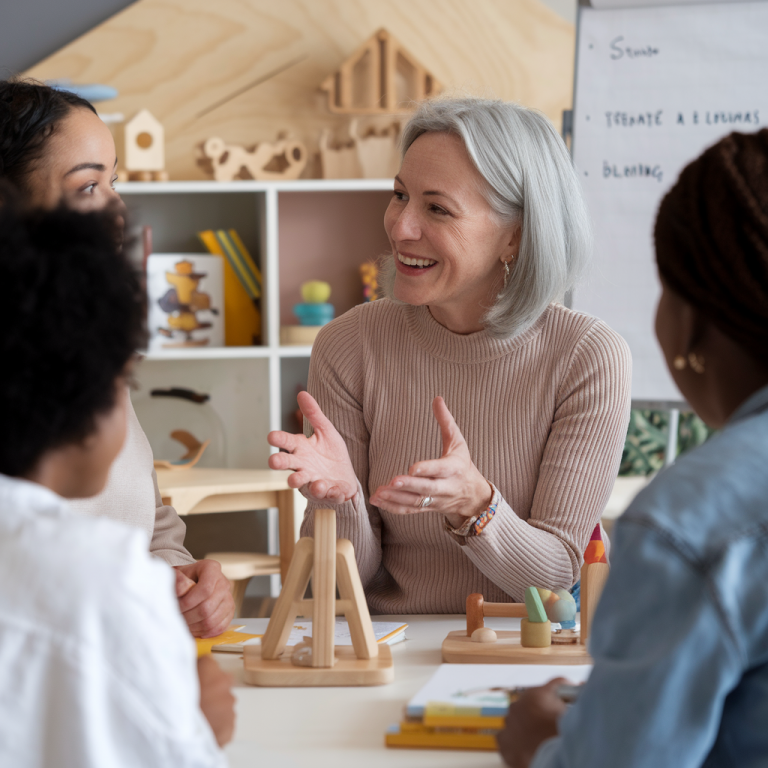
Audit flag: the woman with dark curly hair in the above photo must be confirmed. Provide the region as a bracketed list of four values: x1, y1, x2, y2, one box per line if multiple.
[0, 202, 234, 765]
[499, 129, 768, 768]
[0, 78, 234, 636]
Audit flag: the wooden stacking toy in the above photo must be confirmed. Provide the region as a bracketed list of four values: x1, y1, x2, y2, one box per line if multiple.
[442, 557, 609, 665]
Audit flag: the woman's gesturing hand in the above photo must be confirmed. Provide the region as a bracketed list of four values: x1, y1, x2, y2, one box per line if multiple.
[267, 391, 358, 504]
[369, 396, 493, 528]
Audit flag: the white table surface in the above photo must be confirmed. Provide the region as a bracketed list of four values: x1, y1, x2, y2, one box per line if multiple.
[217, 614, 521, 768]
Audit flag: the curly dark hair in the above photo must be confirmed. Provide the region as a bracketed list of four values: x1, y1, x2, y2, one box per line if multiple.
[655, 128, 768, 359]
[0, 200, 146, 477]
[0, 78, 97, 194]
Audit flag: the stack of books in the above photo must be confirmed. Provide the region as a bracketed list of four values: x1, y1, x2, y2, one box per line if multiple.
[386, 663, 592, 751]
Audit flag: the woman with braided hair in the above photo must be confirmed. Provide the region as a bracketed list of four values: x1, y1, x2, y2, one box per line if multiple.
[498, 129, 768, 767]
[0, 78, 234, 637]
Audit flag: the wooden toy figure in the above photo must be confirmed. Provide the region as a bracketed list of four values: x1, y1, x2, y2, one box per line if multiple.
[157, 260, 219, 346]
[124, 109, 168, 181]
[202, 135, 307, 182]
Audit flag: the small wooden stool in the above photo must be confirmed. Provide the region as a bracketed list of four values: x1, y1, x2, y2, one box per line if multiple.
[205, 552, 281, 617]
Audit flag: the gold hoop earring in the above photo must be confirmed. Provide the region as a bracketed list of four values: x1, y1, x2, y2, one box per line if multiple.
[688, 352, 706, 374]
[673, 355, 687, 370]
[502, 260, 510, 289]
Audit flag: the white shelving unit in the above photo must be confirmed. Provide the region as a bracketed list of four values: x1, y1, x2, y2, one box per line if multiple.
[120, 179, 393, 592]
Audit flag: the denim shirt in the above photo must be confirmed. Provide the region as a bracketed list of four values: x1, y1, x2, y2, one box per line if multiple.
[532, 384, 768, 768]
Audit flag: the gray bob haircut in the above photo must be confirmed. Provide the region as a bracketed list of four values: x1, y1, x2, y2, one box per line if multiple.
[385, 97, 592, 339]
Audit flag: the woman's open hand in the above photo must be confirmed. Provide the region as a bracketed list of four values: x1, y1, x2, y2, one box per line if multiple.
[369, 396, 493, 528]
[267, 391, 358, 504]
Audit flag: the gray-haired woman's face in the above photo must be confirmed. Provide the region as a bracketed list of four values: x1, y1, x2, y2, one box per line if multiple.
[384, 131, 519, 333]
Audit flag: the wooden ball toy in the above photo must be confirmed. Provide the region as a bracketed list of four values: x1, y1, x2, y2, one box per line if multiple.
[471, 627, 497, 644]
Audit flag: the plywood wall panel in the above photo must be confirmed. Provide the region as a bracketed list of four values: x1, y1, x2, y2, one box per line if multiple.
[25, 0, 574, 180]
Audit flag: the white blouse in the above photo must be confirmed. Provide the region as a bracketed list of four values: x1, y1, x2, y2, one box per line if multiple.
[69, 394, 194, 566]
[0, 474, 226, 768]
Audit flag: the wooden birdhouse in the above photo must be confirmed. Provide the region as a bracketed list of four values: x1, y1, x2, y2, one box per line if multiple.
[124, 109, 165, 175]
[321, 28, 442, 115]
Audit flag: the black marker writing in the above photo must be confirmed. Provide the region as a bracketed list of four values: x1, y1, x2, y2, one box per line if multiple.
[609, 36, 660, 60]
[603, 161, 663, 183]
[676, 110, 759, 126]
[606, 111, 663, 128]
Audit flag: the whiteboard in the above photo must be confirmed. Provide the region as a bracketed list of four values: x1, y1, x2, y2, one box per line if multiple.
[572, 1, 768, 402]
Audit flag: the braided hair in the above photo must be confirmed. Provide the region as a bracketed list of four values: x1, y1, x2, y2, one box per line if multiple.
[655, 129, 768, 361]
[0, 78, 96, 194]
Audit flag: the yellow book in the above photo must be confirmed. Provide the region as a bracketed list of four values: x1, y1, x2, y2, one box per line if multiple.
[198, 230, 261, 346]
[385, 722, 498, 751]
[423, 702, 505, 730]
[195, 627, 261, 657]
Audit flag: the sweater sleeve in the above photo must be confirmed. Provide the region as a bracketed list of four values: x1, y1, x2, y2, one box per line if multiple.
[149, 470, 195, 567]
[299, 311, 384, 587]
[461, 321, 632, 595]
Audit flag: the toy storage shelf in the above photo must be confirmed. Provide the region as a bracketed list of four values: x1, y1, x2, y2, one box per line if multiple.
[120, 179, 392, 595]
[119, 177, 393, 436]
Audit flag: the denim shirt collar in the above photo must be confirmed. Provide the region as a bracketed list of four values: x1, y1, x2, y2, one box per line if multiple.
[729, 383, 768, 425]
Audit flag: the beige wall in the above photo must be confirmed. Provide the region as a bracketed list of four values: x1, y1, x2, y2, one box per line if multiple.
[25, 0, 575, 180]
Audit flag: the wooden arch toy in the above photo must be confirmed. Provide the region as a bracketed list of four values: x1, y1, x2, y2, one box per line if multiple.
[243, 508, 394, 686]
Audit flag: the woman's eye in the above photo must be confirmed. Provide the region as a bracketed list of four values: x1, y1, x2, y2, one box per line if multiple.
[82, 184, 96, 195]
[429, 204, 449, 216]
[393, 190, 407, 202]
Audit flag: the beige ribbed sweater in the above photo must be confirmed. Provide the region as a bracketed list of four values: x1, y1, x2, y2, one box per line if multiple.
[69, 396, 194, 567]
[301, 299, 631, 614]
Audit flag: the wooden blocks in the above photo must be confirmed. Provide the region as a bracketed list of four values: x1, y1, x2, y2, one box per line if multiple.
[318, 119, 400, 180]
[244, 509, 394, 686]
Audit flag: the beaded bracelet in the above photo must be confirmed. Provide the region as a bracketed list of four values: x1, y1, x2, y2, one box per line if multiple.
[444, 486, 500, 538]
[472, 492, 499, 535]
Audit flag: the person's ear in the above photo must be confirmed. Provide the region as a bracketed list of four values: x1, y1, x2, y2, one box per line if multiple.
[500, 224, 521, 265]
[682, 305, 710, 356]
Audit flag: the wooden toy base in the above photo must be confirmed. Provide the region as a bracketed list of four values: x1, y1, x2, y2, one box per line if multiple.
[244, 643, 394, 686]
[441, 630, 592, 665]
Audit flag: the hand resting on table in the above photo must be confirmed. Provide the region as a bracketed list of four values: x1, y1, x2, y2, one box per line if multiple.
[174, 559, 235, 638]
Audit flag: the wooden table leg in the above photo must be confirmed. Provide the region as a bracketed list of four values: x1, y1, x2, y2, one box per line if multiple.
[277, 488, 296, 583]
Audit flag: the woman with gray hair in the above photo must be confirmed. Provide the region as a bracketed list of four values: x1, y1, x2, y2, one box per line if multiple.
[268, 97, 631, 613]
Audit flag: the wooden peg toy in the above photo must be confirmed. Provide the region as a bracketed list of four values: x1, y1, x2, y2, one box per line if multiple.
[243, 508, 394, 686]
[443, 580, 603, 664]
